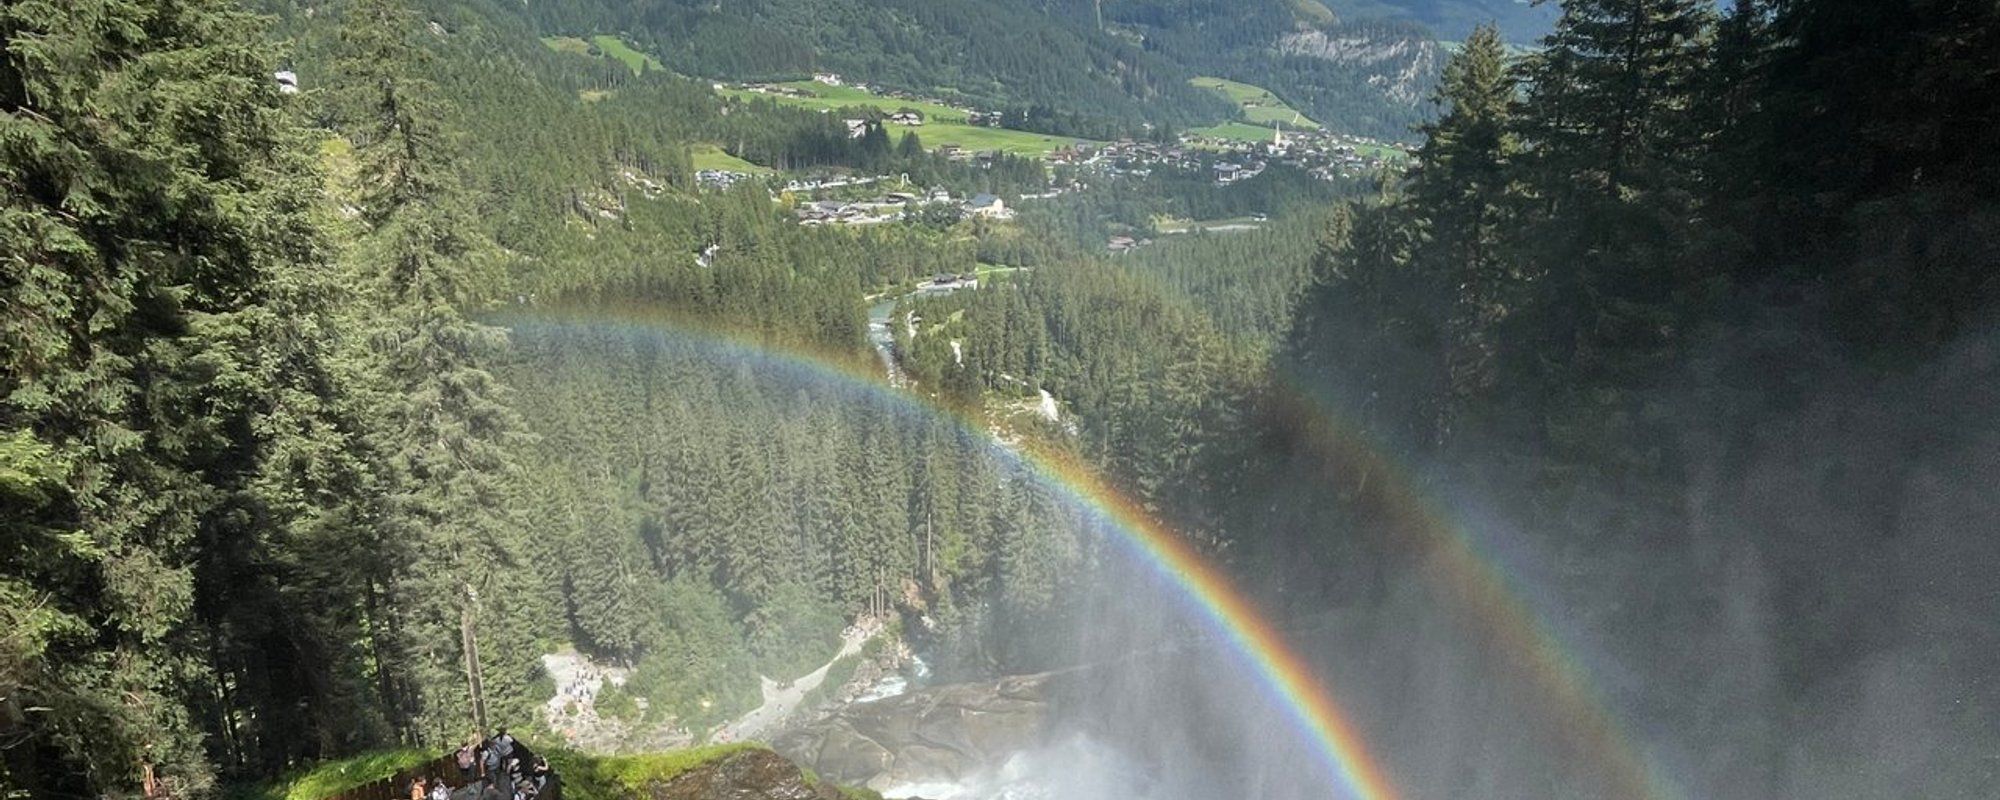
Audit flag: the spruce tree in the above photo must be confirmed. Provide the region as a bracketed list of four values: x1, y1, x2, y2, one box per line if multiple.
[1509, 0, 1716, 485]
[335, 0, 531, 741]
[1411, 25, 1519, 439]
[1, 0, 348, 790]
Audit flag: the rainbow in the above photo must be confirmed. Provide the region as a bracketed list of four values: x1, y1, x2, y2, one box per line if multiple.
[1258, 381, 1684, 800]
[1016, 451, 1400, 800]
[499, 306, 1674, 800]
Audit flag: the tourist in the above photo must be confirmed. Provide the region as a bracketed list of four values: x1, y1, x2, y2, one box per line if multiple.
[409, 777, 427, 800]
[481, 741, 501, 781]
[528, 758, 552, 795]
[491, 727, 516, 765]
[531, 759, 560, 800]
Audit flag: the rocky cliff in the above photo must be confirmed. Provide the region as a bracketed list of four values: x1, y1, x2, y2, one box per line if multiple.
[1276, 29, 1442, 105]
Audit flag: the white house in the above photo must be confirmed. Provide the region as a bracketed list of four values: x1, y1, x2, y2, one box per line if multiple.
[963, 193, 1014, 220]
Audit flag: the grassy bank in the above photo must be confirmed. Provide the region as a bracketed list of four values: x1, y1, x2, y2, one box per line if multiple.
[252, 743, 867, 800]
[250, 749, 434, 800]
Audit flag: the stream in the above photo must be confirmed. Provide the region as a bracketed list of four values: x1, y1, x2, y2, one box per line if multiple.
[867, 295, 906, 386]
[868, 277, 982, 385]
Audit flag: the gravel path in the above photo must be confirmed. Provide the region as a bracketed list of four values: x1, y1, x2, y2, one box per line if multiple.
[715, 624, 873, 742]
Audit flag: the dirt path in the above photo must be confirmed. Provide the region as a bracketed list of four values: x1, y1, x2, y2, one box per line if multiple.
[714, 624, 873, 742]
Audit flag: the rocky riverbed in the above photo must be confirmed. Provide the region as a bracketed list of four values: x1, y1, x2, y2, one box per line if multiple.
[773, 672, 1066, 792]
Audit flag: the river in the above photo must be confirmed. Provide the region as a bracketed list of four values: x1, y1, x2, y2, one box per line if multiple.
[867, 295, 906, 385]
[868, 277, 983, 386]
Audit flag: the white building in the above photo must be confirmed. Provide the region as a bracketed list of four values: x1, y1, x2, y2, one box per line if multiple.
[963, 193, 1014, 220]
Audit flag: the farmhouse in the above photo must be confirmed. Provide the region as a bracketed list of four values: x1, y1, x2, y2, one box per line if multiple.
[963, 193, 1014, 220]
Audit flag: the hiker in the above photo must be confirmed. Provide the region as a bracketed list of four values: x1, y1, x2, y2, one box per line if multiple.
[429, 778, 451, 800]
[481, 741, 502, 781]
[530, 759, 560, 800]
[456, 741, 477, 780]
[409, 777, 428, 800]
[527, 758, 551, 794]
[491, 727, 517, 762]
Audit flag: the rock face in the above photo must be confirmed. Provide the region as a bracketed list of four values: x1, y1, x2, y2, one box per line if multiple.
[1275, 29, 1442, 104]
[775, 672, 1062, 790]
[638, 749, 842, 800]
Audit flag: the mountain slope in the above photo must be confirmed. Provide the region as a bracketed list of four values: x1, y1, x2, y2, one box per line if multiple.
[1097, 0, 1444, 140]
[501, 0, 1233, 137]
[1317, 0, 1559, 42]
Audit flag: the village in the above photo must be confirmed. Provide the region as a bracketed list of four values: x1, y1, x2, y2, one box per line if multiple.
[689, 73, 1407, 234]
[1053, 124, 1403, 184]
[791, 188, 1016, 226]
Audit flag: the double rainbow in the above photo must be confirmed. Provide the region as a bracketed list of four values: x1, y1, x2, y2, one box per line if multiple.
[503, 308, 1674, 800]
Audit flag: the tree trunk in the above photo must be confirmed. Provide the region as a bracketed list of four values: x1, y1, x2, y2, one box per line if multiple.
[460, 587, 487, 736]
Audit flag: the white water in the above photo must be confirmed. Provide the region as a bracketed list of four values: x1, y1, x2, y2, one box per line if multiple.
[879, 735, 1154, 800]
[850, 653, 927, 704]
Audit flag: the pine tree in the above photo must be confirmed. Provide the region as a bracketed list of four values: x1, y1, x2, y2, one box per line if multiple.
[1410, 25, 1519, 440]
[897, 130, 925, 159]
[1749, 0, 2000, 347]
[335, 0, 531, 742]
[1508, 0, 1716, 484]
[1, 0, 347, 790]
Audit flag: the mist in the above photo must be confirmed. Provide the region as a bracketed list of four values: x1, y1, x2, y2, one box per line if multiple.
[919, 320, 2000, 800]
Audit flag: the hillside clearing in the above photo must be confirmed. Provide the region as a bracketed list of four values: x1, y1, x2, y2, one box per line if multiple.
[892, 121, 1080, 156]
[691, 144, 774, 174]
[1187, 121, 1287, 144]
[721, 81, 970, 122]
[721, 81, 1090, 157]
[1191, 76, 1320, 130]
[541, 35, 664, 75]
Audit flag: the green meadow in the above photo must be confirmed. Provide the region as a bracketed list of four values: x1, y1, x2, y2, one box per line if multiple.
[1190, 76, 1320, 130]
[541, 35, 665, 75]
[893, 121, 1080, 157]
[721, 81, 970, 122]
[1187, 121, 1286, 144]
[691, 144, 774, 174]
[721, 81, 1089, 157]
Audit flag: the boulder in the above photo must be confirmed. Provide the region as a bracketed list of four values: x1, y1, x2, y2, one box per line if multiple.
[775, 672, 1064, 789]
